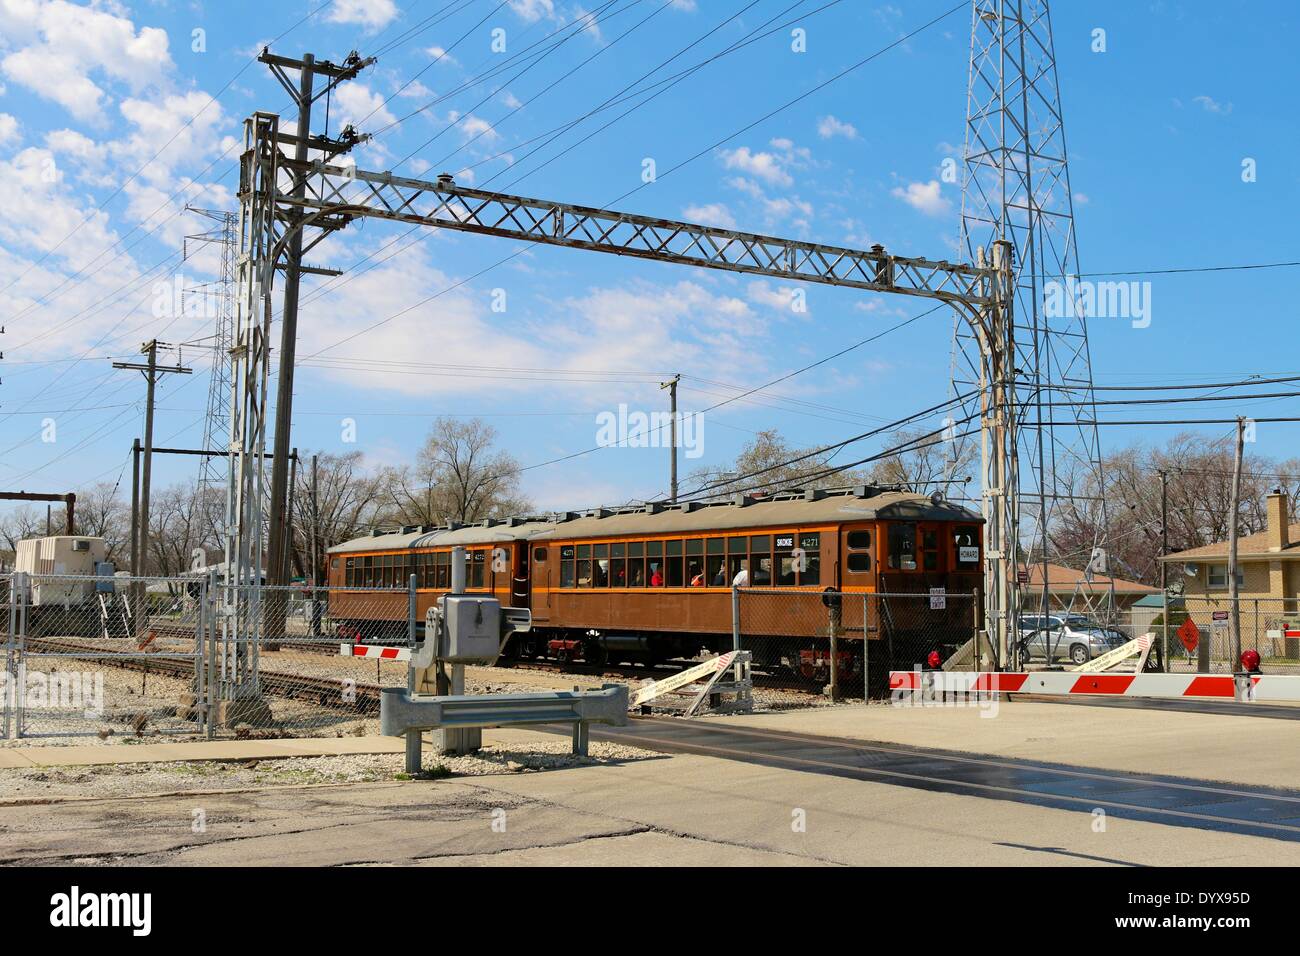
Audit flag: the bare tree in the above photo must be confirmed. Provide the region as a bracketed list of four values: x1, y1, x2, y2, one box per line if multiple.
[870, 425, 977, 494]
[380, 418, 531, 525]
[290, 450, 386, 583]
[73, 481, 130, 564]
[686, 429, 870, 499]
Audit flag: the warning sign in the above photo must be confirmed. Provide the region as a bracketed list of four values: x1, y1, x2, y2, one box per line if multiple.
[1176, 617, 1200, 653]
[929, 587, 946, 610]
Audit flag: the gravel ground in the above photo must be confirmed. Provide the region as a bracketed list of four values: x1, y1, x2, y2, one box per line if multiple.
[0, 739, 658, 802]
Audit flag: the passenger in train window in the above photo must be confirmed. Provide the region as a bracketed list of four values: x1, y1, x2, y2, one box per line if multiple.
[732, 561, 749, 587]
[688, 562, 704, 587]
[595, 559, 609, 587]
[650, 563, 664, 586]
[629, 560, 645, 586]
[753, 557, 772, 585]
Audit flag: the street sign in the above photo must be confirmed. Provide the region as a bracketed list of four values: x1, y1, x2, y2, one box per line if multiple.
[1177, 617, 1200, 653]
[958, 546, 979, 563]
[1017, 570, 1030, 584]
[929, 587, 946, 610]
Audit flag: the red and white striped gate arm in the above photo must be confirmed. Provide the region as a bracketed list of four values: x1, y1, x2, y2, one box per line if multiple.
[889, 670, 1300, 703]
[339, 644, 411, 661]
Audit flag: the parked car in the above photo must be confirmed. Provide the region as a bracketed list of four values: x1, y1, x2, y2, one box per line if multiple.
[1018, 614, 1129, 665]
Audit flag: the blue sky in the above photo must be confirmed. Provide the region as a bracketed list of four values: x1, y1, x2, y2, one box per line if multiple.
[1, 0, 1297, 518]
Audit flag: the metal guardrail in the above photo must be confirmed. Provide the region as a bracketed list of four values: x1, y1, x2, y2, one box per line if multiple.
[380, 682, 630, 771]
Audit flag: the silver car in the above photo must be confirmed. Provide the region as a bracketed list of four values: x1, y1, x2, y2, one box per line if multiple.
[1018, 614, 1128, 666]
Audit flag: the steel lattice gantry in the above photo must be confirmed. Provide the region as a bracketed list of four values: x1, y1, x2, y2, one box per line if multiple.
[952, 0, 1112, 632]
[226, 115, 1022, 664]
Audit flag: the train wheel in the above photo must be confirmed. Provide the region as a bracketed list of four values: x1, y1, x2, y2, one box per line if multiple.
[584, 643, 608, 668]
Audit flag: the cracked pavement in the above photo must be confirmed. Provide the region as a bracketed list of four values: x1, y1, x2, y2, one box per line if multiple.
[2, 728, 1298, 865]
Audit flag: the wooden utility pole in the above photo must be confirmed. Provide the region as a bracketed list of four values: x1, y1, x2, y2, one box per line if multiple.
[660, 373, 680, 503]
[1159, 469, 1169, 670]
[115, 340, 191, 586]
[1227, 416, 1246, 667]
[258, 48, 370, 590]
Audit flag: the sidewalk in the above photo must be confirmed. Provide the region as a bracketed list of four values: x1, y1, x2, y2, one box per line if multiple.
[0, 736, 406, 769]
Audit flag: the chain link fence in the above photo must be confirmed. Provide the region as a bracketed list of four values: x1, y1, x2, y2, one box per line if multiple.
[734, 588, 980, 704]
[4, 573, 204, 739]
[1146, 597, 1300, 674]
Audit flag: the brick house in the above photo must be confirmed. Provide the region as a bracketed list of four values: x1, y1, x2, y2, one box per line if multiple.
[1159, 490, 1300, 658]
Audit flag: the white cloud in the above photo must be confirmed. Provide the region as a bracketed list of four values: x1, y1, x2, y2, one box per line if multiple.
[326, 0, 400, 32]
[891, 179, 952, 217]
[718, 146, 792, 187]
[501, 91, 523, 110]
[510, 0, 557, 22]
[683, 203, 736, 229]
[425, 46, 459, 66]
[331, 83, 397, 131]
[1073, 192, 1089, 206]
[0, 113, 18, 146]
[746, 280, 798, 312]
[460, 114, 500, 142]
[817, 115, 857, 140]
[1192, 94, 1232, 115]
[0, 0, 173, 121]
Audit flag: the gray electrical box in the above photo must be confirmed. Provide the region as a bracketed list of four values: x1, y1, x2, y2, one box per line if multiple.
[442, 594, 502, 663]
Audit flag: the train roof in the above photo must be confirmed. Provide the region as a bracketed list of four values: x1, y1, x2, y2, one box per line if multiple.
[327, 486, 981, 555]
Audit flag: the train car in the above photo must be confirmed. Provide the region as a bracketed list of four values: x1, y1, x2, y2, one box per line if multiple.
[325, 485, 983, 690]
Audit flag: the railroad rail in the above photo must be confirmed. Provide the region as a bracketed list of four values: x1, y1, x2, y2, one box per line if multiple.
[20, 637, 388, 714]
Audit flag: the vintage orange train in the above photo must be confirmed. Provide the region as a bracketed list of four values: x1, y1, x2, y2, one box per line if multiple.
[325, 485, 983, 687]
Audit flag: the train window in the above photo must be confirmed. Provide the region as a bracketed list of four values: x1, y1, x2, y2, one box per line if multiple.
[362, 555, 373, 587]
[665, 539, 684, 587]
[921, 529, 940, 571]
[534, 547, 547, 562]
[577, 544, 591, 559]
[685, 540, 704, 585]
[345, 558, 355, 588]
[953, 526, 979, 569]
[686, 558, 705, 587]
[560, 557, 576, 588]
[331, 558, 339, 569]
[727, 536, 746, 554]
[628, 541, 644, 557]
[610, 556, 626, 587]
[646, 540, 663, 558]
[470, 550, 485, 589]
[888, 523, 917, 571]
[728, 554, 747, 584]
[774, 535, 795, 586]
[627, 554, 645, 587]
[593, 543, 608, 559]
[798, 533, 821, 586]
[847, 530, 871, 551]
[847, 553, 872, 573]
[577, 557, 593, 588]
[611, 542, 625, 558]
[749, 536, 771, 586]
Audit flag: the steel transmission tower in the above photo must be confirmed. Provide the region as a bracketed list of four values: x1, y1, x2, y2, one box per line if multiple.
[951, 0, 1112, 626]
[184, 207, 237, 489]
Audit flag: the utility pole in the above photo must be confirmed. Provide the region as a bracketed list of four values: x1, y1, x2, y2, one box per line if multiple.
[115, 341, 192, 580]
[258, 48, 371, 593]
[1159, 469, 1169, 670]
[660, 374, 680, 503]
[1227, 416, 1246, 668]
[309, 452, 319, 636]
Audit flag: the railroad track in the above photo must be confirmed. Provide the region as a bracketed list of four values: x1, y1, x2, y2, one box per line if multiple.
[21, 637, 387, 714]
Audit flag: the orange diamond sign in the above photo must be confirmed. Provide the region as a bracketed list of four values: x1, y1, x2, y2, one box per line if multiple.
[1177, 618, 1200, 653]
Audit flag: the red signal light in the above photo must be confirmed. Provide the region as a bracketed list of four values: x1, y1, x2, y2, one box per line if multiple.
[926, 650, 942, 669]
[1240, 649, 1261, 673]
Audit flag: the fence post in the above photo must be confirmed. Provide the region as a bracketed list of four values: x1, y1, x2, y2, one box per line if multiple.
[4, 574, 15, 739]
[862, 594, 870, 702]
[405, 573, 421, 773]
[206, 569, 218, 740]
[828, 599, 841, 702]
[12, 572, 26, 739]
[731, 585, 741, 683]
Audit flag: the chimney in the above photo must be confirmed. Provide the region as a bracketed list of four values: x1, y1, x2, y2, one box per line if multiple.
[1266, 489, 1290, 552]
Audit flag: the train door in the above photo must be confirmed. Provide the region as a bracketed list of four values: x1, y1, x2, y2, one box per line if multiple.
[511, 542, 529, 608]
[529, 543, 551, 622]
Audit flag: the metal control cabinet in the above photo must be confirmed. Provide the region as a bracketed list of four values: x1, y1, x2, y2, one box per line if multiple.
[441, 594, 502, 663]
